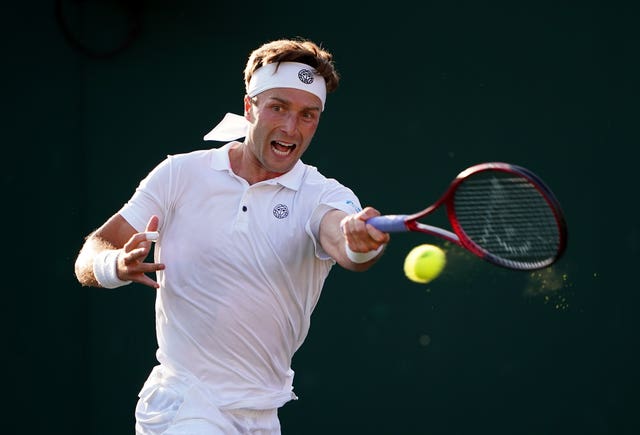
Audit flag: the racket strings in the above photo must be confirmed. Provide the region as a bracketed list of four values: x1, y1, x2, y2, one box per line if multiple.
[453, 174, 561, 266]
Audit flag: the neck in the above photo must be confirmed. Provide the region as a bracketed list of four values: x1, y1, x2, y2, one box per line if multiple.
[228, 142, 283, 185]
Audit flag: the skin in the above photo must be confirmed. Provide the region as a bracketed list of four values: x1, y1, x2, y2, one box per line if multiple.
[74, 86, 390, 288]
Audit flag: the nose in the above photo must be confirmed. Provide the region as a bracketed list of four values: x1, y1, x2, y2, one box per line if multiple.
[280, 113, 298, 135]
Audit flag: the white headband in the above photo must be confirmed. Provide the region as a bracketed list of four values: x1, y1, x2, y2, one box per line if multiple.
[204, 61, 327, 141]
[247, 62, 326, 110]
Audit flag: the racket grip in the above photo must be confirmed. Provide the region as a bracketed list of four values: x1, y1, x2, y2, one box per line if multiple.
[366, 215, 409, 233]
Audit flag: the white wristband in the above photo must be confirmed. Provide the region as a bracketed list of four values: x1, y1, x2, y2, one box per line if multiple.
[93, 250, 132, 289]
[345, 243, 385, 264]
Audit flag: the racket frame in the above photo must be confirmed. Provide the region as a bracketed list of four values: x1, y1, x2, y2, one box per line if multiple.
[368, 162, 568, 270]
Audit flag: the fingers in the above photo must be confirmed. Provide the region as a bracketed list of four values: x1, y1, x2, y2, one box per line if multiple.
[145, 215, 160, 232]
[358, 206, 381, 220]
[144, 231, 159, 241]
[121, 248, 163, 271]
[342, 206, 390, 251]
[360, 208, 390, 243]
[119, 222, 164, 289]
[127, 214, 159, 255]
[119, 247, 165, 289]
[123, 230, 159, 252]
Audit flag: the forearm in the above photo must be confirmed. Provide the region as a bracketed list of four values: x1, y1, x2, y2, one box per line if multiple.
[74, 234, 119, 287]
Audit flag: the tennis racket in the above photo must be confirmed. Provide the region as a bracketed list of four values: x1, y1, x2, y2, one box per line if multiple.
[367, 162, 568, 270]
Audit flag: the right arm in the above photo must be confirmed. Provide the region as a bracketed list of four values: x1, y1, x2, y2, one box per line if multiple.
[74, 214, 165, 289]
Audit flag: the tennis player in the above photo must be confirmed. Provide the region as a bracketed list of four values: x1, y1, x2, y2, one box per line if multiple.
[74, 38, 390, 434]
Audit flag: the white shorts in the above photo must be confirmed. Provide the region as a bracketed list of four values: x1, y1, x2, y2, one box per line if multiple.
[135, 366, 281, 435]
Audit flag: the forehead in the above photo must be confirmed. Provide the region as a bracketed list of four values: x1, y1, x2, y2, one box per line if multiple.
[256, 88, 322, 110]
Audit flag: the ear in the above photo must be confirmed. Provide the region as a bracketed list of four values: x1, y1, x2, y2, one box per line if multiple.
[244, 95, 254, 122]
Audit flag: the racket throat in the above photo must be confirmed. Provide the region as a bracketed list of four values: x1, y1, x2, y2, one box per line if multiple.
[413, 222, 460, 244]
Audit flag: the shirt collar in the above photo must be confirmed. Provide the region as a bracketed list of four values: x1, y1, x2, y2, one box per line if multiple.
[210, 142, 305, 191]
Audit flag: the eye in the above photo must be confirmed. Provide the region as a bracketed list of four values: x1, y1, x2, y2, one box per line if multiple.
[301, 111, 317, 121]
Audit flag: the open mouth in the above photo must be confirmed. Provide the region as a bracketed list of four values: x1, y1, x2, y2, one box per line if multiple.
[271, 140, 296, 156]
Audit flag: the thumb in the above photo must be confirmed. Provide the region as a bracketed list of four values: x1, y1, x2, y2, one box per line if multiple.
[145, 215, 160, 232]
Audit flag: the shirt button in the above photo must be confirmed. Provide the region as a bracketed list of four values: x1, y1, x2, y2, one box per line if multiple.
[242, 205, 248, 212]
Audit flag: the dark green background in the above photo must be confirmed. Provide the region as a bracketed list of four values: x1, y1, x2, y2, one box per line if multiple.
[6, 1, 638, 433]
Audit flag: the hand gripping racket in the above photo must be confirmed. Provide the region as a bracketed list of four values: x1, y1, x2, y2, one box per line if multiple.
[367, 162, 568, 270]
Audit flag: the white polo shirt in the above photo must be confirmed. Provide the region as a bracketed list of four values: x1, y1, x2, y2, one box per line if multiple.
[119, 142, 362, 411]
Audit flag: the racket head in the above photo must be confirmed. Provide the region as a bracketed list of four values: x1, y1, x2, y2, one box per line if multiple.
[444, 162, 567, 270]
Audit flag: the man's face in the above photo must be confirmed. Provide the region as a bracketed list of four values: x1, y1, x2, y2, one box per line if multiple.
[244, 87, 322, 175]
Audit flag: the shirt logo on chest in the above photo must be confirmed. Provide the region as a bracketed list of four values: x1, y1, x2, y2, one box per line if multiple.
[273, 204, 289, 219]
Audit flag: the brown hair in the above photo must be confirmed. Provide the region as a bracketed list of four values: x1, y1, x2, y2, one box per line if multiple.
[243, 38, 340, 94]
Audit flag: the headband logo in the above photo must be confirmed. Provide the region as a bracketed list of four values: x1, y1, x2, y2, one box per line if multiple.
[297, 69, 314, 85]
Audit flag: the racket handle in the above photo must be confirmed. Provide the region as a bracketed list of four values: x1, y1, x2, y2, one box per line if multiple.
[366, 215, 409, 232]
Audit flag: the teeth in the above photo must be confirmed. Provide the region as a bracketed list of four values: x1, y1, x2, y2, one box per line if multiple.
[273, 147, 290, 156]
[272, 140, 295, 156]
[275, 141, 293, 147]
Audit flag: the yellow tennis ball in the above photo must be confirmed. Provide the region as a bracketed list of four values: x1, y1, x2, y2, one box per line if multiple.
[404, 244, 446, 284]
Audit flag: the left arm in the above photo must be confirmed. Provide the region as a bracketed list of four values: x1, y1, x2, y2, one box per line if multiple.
[319, 206, 390, 271]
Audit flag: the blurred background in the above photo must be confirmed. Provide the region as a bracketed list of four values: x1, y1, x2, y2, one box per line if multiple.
[5, 0, 638, 433]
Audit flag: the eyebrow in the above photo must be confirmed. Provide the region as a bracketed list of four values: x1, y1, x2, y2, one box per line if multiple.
[268, 96, 321, 113]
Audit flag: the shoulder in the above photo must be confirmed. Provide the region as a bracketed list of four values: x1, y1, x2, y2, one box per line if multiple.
[141, 149, 221, 186]
[158, 147, 227, 173]
[166, 148, 216, 164]
[302, 165, 355, 199]
[299, 164, 360, 210]
[300, 164, 346, 190]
